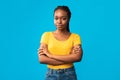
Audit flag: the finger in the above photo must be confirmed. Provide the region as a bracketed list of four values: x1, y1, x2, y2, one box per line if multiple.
[38, 50, 43, 54]
[39, 48, 44, 51]
[38, 49, 44, 53]
[74, 49, 79, 52]
[40, 52, 45, 55]
[77, 48, 81, 51]
[38, 53, 44, 56]
[74, 46, 80, 49]
[39, 50, 44, 54]
[74, 48, 81, 51]
[74, 50, 80, 53]
[76, 46, 81, 48]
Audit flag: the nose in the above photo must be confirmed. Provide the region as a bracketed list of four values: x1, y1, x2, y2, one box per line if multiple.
[57, 19, 62, 24]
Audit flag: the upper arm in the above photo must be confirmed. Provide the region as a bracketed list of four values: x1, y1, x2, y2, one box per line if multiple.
[40, 32, 49, 50]
[73, 34, 81, 46]
[40, 32, 49, 45]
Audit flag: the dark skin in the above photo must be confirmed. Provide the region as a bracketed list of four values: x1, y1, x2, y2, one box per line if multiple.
[38, 9, 83, 65]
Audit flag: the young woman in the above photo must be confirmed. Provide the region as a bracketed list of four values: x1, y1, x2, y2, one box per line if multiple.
[38, 6, 83, 80]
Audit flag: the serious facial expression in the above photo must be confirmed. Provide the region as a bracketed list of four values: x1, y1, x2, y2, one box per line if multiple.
[54, 9, 69, 30]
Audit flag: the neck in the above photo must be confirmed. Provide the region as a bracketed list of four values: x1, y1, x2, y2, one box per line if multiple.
[55, 29, 69, 34]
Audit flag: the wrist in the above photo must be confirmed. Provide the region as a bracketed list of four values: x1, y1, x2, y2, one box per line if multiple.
[49, 54, 53, 58]
[46, 52, 53, 58]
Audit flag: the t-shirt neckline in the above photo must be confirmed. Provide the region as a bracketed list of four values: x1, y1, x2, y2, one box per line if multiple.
[50, 32, 72, 42]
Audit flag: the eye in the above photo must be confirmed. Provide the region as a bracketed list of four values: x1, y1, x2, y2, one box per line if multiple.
[62, 17, 67, 20]
[54, 17, 58, 20]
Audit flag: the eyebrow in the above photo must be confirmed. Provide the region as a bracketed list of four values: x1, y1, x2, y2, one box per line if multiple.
[54, 16, 68, 18]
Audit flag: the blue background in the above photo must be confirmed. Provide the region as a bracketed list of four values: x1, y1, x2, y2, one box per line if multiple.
[0, 0, 120, 80]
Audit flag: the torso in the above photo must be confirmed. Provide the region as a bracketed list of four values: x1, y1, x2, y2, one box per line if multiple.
[43, 31, 80, 69]
[48, 32, 74, 69]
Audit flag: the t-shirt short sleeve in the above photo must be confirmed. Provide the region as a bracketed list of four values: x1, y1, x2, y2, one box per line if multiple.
[40, 32, 49, 44]
[73, 34, 82, 46]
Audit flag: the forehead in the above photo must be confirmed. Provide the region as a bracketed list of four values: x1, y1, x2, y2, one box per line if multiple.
[54, 9, 68, 17]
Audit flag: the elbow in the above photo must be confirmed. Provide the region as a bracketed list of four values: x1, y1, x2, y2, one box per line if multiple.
[38, 55, 46, 64]
[38, 58, 43, 64]
[75, 52, 83, 62]
[75, 56, 82, 62]
[39, 59, 44, 64]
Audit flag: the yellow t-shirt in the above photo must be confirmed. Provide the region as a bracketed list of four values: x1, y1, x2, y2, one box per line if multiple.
[40, 32, 81, 69]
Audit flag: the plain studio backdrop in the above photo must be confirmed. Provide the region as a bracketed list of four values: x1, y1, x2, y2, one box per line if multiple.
[0, 0, 120, 80]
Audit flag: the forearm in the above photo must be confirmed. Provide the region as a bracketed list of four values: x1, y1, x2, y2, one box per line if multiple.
[48, 45, 83, 63]
[39, 55, 65, 65]
[50, 53, 82, 63]
[38, 43, 83, 64]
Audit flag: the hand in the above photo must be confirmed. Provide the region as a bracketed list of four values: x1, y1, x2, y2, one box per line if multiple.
[74, 46, 81, 54]
[38, 47, 52, 58]
[44, 52, 53, 58]
[71, 46, 81, 54]
[38, 48, 44, 56]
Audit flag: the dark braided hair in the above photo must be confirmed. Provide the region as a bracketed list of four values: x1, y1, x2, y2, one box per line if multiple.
[54, 6, 71, 32]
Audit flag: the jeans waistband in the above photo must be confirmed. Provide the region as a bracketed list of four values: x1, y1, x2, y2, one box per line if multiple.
[47, 66, 75, 73]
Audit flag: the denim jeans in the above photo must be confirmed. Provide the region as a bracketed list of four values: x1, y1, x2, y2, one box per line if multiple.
[45, 66, 77, 80]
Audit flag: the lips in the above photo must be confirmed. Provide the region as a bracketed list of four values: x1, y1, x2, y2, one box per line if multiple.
[56, 25, 64, 27]
[57, 25, 63, 26]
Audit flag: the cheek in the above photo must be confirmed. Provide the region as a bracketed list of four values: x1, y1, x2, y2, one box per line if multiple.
[63, 21, 68, 25]
[54, 20, 56, 24]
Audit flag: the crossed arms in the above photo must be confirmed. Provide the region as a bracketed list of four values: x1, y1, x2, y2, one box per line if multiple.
[38, 43, 83, 66]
